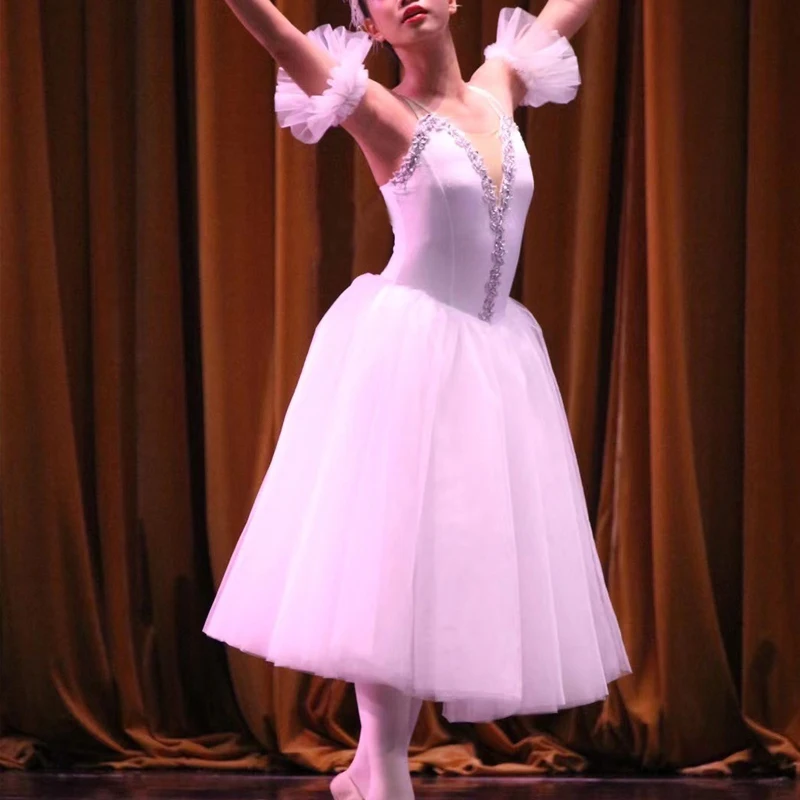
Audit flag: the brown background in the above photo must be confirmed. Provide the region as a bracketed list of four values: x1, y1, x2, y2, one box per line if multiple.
[1, 0, 798, 777]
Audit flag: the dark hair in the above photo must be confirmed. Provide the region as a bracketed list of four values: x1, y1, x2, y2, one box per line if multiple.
[358, 0, 399, 62]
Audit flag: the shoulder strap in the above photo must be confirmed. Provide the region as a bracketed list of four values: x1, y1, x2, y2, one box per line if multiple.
[467, 84, 507, 120]
[393, 92, 431, 120]
[395, 87, 507, 122]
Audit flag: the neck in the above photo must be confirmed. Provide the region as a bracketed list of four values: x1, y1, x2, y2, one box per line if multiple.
[394, 33, 466, 104]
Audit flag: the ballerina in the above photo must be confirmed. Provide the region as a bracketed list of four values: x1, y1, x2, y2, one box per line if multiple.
[205, 2, 631, 799]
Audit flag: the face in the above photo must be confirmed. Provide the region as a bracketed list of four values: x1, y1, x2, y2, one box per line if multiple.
[363, 0, 458, 48]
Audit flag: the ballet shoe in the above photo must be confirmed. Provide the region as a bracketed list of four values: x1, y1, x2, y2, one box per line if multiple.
[330, 771, 365, 800]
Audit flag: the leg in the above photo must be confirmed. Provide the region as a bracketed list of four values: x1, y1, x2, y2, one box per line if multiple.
[356, 682, 416, 800]
[331, 684, 421, 800]
[330, 721, 371, 800]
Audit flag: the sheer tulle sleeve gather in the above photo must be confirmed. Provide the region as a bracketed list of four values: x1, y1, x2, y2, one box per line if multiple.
[274, 25, 372, 144]
[484, 7, 581, 108]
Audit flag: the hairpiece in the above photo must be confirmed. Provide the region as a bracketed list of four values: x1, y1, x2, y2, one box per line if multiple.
[342, 0, 366, 29]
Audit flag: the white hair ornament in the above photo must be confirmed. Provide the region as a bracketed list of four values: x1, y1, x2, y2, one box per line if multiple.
[342, 0, 366, 30]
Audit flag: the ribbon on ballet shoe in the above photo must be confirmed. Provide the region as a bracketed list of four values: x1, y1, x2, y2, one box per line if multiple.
[330, 772, 365, 800]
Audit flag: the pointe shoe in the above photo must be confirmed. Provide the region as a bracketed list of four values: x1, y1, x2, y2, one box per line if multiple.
[330, 771, 365, 800]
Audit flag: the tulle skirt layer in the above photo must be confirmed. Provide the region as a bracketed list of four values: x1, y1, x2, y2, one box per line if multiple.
[203, 271, 631, 722]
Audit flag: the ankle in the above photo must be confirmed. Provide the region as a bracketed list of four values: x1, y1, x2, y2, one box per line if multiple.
[372, 761, 411, 779]
[345, 747, 370, 793]
[368, 769, 413, 800]
[349, 745, 369, 773]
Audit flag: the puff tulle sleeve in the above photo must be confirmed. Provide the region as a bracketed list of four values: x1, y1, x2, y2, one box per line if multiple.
[274, 25, 372, 144]
[484, 7, 581, 108]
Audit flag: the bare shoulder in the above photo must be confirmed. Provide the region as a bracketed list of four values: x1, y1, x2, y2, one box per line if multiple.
[342, 79, 408, 139]
[340, 79, 420, 187]
[468, 59, 525, 114]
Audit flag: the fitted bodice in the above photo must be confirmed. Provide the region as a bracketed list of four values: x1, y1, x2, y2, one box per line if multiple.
[379, 95, 534, 324]
[274, 10, 581, 323]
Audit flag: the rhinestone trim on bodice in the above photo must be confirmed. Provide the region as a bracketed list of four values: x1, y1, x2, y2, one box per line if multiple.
[388, 113, 518, 323]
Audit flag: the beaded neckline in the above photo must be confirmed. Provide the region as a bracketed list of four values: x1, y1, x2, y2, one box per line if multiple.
[383, 112, 518, 323]
[382, 111, 516, 209]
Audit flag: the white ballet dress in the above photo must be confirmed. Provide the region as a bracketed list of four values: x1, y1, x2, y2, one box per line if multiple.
[203, 7, 632, 723]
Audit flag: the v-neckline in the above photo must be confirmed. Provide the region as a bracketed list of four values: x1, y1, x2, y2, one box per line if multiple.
[430, 113, 510, 208]
[391, 88, 512, 209]
[386, 111, 512, 211]
[381, 90, 519, 324]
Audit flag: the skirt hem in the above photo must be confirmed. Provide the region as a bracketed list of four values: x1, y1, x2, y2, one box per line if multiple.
[204, 627, 632, 723]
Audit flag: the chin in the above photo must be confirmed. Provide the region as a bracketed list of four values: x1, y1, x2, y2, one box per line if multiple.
[394, 14, 446, 45]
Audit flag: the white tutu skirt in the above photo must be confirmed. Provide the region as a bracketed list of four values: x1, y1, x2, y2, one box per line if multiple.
[204, 272, 631, 723]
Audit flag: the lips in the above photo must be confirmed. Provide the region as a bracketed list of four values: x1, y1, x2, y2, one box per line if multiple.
[402, 4, 427, 22]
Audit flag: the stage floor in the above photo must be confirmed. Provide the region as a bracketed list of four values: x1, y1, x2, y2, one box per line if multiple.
[0, 774, 797, 800]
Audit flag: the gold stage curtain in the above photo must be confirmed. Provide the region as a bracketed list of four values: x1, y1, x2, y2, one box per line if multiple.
[0, 0, 797, 776]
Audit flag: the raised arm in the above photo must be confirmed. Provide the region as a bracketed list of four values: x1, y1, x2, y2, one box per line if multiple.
[471, 2, 593, 112]
[223, 0, 408, 175]
[536, 0, 599, 40]
[224, 0, 338, 96]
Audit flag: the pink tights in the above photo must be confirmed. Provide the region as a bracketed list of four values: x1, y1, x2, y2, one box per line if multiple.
[331, 683, 422, 800]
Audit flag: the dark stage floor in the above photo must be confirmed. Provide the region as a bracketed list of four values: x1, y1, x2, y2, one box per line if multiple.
[0, 774, 797, 800]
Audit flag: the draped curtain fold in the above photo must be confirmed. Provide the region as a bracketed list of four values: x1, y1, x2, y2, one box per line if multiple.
[0, 0, 797, 776]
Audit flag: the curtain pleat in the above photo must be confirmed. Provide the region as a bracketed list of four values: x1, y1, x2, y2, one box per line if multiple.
[0, 0, 797, 776]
